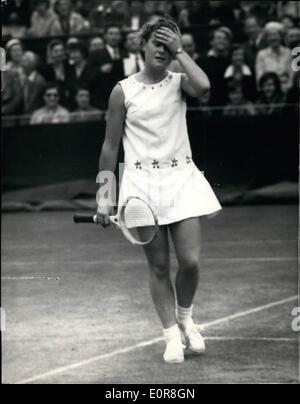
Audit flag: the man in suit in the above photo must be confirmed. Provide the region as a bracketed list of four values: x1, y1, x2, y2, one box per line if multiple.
[243, 15, 266, 74]
[67, 41, 100, 109]
[21, 51, 47, 115]
[50, 0, 90, 36]
[88, 24, 124, 109]
[127, 0, 148, 30]
[41, 39, 76, 109]
[122, 31, 144, 77]
[201, 27, 232, 106]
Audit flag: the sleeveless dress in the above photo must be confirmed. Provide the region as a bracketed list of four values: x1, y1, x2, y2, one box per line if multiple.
[118, 71, 222, 226]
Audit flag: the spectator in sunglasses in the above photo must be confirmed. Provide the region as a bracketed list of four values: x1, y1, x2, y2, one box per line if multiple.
[30, 83, 70, 124]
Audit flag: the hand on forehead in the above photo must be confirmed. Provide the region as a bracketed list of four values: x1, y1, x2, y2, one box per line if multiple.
[156, 26, 177, 35]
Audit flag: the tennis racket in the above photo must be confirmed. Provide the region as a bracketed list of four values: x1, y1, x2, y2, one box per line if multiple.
[73, 197, 159, 246]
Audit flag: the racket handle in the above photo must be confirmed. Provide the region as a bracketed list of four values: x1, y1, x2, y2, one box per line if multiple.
[73, 213, 96, 224]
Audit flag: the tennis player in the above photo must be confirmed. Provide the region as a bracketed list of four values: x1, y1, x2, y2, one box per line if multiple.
[96, 16, 222, 363]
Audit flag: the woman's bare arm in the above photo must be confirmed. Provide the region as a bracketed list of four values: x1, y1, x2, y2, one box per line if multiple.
[96, 84, 126, 226]
[155, 27, 210, 98]
[99, 84, 126, 173]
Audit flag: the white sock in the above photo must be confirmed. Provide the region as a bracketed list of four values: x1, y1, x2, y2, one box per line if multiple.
[163, 324, 181, 344]
[176, 304, 194, 328]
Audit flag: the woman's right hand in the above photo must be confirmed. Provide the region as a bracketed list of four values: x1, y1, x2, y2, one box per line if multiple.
[95, 204, 114, 227]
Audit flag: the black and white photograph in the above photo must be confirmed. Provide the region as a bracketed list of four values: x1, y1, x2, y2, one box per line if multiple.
[1, 0, 300, 386]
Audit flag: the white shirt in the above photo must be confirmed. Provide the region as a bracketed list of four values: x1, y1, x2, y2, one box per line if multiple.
[224, 65, 252, 78]
[106, 44, 120, 61]
[256, 46, 293, 86]
[123, 53, 145, 77]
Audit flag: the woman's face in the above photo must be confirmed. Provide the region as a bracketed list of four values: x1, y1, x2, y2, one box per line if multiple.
[280, 75, 290, 94]
[76, 90, 90, 108]
[10, 44, 23, 64]
[262, 78, 276, 99]
[267, 30, 281, 48]
[51, 44, 65, 63]
[143, 31, 173, 70]
[232, 49, 244, 66]
[212, 31, 230, 53]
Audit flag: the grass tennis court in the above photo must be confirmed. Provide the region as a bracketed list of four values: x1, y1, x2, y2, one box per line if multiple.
[2, 205, 299, 384]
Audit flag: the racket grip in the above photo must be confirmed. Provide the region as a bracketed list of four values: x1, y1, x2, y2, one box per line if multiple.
[73, 213, 96, 224]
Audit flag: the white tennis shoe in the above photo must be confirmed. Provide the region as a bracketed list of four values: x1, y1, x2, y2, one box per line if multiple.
[179, 321, 206, 354]
[163, 338, 185, 363]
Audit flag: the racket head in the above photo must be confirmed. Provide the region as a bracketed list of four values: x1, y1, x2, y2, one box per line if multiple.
[118, 197, 159, 246]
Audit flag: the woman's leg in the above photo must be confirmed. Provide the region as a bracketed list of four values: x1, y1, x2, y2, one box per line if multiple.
[169, 217, 205, 354]
[142, 225, 184, 363]
[142, 225, 176, 329]
[169, 217, 202, 308]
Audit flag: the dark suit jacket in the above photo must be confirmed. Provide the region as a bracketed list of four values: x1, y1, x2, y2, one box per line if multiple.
[2, 0, 31, 27]
[1, 70, 23, 115]
[40, 62, 76, 108]
[88, 47, 125, 109]
[201, 54, 231, 106]
[69, 62, 101, 110]
[243, 36, 268, 74]
[23, 72, 47, 114]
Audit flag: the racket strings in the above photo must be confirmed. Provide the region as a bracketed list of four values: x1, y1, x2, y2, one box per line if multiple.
[123, 199, 157, 244]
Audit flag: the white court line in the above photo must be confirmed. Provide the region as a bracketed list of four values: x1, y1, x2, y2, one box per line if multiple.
[2, 240, 295, 249]
[200, 296, 298, 329]
[15, 295, 298, 385]
[2, 257, 297, 267]
[2, 276, 60, 281]
[205, 337, 296, 342]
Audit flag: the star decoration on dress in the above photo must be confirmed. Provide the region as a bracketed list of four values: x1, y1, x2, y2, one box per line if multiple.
[152, 160, 160, 169]
[135, 161, 142, 170]
[186, 156, 192, 164]
[171, 158, 178, 168]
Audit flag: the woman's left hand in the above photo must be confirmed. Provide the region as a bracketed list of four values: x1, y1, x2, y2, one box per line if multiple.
[155, 27, 182, 57]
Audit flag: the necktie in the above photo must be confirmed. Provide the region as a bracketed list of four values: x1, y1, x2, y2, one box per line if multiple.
[114, 48, 119, 61]
[23, 77, 29, 108]
[135, 55, 140, 73]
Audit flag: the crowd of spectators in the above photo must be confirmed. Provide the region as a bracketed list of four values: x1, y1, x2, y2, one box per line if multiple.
[2, 0, 299, 124]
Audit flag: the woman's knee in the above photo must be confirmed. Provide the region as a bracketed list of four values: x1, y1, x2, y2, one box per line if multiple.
[149, 262, 170, 279]
[179, 256, 200, 275]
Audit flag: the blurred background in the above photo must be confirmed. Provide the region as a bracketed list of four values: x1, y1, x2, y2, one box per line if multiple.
[1, 0, 299, 211]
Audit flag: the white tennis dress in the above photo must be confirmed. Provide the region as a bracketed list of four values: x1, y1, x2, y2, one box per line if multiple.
[118, 71, 222, 226]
